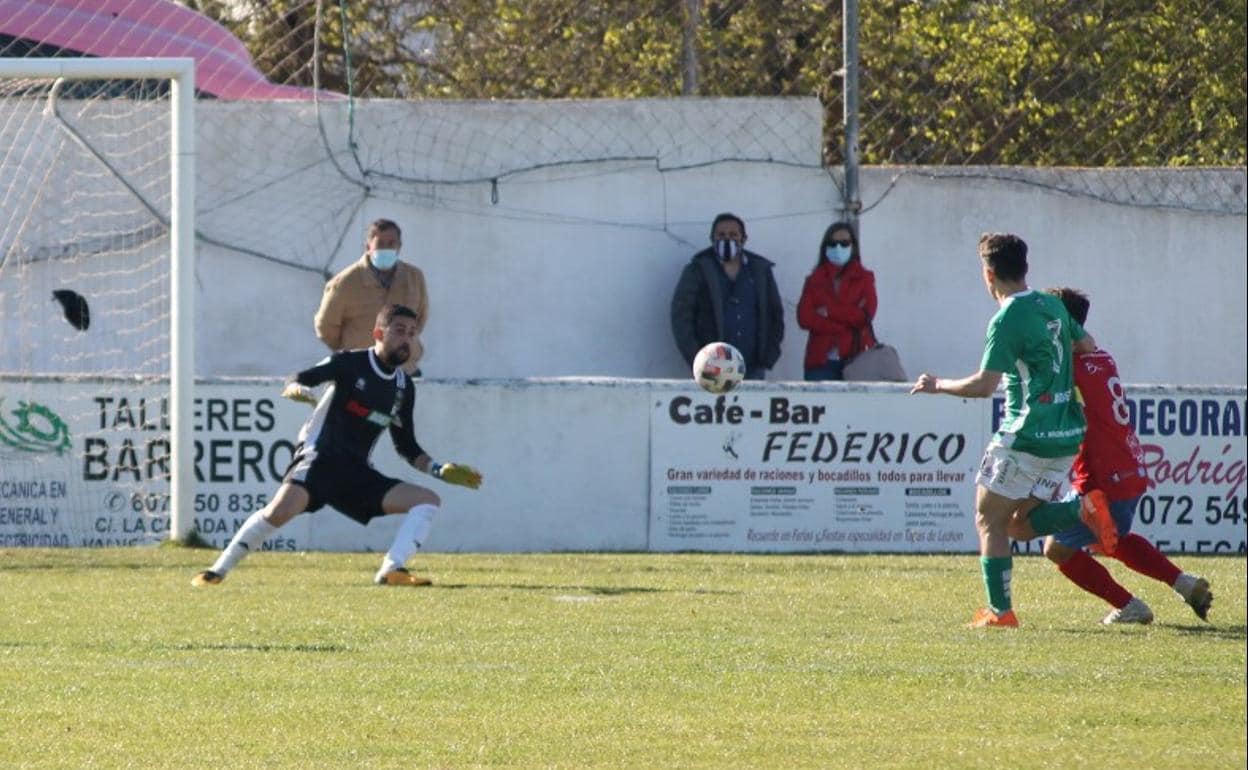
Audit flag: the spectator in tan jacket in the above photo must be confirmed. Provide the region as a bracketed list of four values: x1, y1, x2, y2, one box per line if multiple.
[314, 218, 429, 375]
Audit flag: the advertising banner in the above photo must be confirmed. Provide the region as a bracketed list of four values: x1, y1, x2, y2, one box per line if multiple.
[0, 380, 311, 550]
[3, 379, 1243, 555]
[1008, 392, 1247, 556]
[649, 389, 986, 552]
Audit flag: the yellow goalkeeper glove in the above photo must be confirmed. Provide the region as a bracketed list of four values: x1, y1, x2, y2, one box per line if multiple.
[431, 462, 483, 490]
[281, 382, 317, 405]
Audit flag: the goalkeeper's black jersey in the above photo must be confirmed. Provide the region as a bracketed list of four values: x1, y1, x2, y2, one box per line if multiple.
[290, 349, 424, 464]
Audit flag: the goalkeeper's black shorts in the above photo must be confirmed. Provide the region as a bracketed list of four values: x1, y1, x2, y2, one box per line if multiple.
[282, 444, 400, 524]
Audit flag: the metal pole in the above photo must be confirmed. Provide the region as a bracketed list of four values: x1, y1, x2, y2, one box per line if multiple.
[682, 0, 700, 96]
[169, 59, 196, 544]
[843, 0, 861, 230]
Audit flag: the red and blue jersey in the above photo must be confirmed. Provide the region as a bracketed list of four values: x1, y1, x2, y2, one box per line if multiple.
[1071, 349, 1148, 501]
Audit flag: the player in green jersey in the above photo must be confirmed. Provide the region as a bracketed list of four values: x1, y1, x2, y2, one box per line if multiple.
[910, 233, 1111, 628]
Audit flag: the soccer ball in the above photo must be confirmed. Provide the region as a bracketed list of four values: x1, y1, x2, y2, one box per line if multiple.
[692, 342, 746, 394]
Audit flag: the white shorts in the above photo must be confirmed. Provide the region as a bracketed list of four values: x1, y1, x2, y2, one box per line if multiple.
[975, 442, 1076, 501]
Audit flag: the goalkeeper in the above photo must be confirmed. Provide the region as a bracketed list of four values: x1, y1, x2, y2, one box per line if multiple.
[192, 303, 482, 588]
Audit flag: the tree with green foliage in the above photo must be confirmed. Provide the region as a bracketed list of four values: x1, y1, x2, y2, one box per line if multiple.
[858, 0, 1247, 165]
[186, 0, 1245, 167]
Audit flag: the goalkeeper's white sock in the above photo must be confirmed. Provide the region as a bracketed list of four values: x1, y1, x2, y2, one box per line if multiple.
[376, 504, 438, 577]
[209, 510, 278, 575]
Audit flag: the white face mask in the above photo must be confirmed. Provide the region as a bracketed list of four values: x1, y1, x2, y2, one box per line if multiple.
[714, 239, 742, 262]
[371, 248, 399, 270]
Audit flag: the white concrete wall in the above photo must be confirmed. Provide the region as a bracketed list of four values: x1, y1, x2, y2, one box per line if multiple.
[188, 100, 1246, 386]
[362, 377, 656, 553]
[861, 168, 1248, 388]
[4, 98, 1245, 386]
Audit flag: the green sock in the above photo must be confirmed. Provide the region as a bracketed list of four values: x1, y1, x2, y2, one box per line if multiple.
[1028, 499, 1081, 536]
[980, 556, 1013, 613]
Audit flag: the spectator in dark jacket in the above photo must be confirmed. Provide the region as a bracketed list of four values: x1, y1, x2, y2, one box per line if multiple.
[670, 213, 784, 380]
[796, 221, 877, 380]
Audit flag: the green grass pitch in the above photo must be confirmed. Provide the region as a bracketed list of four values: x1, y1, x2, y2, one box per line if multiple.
[1, 549, 1244, 769]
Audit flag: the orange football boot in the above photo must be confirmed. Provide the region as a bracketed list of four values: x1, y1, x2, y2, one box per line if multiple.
[968, 607, 1020, 628]
[375, 568, 432, 586]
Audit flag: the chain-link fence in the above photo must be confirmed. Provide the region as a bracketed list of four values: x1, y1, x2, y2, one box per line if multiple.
[2, 0, 1244, 218]
[159, 2, 1244, 163]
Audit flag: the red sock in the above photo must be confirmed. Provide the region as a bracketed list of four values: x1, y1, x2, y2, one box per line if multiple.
[1112, 533, 1182, 587]
[1058, 549, 1132, 609]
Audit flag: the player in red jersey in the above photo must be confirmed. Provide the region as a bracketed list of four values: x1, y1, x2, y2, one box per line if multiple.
[1009, 288, 1213, 624]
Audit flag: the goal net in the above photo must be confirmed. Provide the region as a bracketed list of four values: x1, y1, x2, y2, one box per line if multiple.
[0, 58, 194, 546]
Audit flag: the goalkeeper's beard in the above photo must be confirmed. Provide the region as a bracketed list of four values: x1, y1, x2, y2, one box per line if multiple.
[385, 344, 410, 368]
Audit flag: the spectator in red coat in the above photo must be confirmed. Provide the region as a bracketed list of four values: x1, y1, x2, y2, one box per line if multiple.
[796, 221, 878, 380]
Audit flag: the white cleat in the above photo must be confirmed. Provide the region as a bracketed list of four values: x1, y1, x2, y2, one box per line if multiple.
[1173, 574, 1213, 621]
[1102, 596, 1154, 625]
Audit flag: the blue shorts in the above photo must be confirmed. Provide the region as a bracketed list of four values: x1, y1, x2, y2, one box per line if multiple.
[1052, 495, 1140, 549]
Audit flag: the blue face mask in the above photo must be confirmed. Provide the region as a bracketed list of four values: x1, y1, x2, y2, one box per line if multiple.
[371, 248, 399, 270]
[824, 244, 852, 266]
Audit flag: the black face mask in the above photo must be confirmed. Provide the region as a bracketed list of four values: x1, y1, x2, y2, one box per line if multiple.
[714, 239, 741, 262]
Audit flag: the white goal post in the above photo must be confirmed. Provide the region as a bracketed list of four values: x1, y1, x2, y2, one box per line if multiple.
[0, 57, 195, 543]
